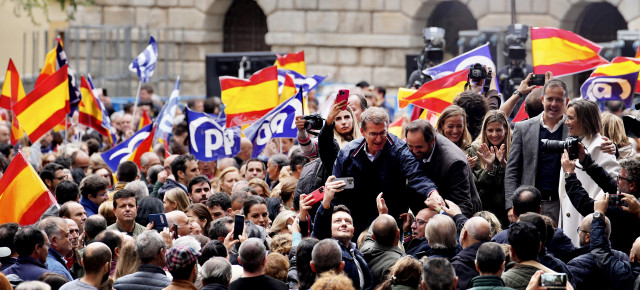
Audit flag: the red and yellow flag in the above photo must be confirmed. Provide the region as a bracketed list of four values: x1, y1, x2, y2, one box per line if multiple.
[220, 66, 279, 128]
[35, 43, 59, 87]
[398, 69, 467, 113]
[388, 118, 404, 139]
[128, 125, 156, 168]
[275, 51, 306, 75]
[512, 103, 529, 123]
[591, 56, 640, 94]
[0, 151, 56, 225]
[531, 27, 609, 76]
[419, 109, 441, 126]
[14, 65, 70, 143]
[79, 76, 113, 142]
[635, 46, 640, 59]
[137, 109, 152, 131]
[279, 73, 297, 104]
[1, 59, 25, 110]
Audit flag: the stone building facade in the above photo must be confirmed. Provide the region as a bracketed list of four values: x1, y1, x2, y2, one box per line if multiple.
[68, 0, 640, 97]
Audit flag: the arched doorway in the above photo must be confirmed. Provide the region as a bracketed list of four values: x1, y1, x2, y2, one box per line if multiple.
[223, 0, 270, 52]
[572, 2, 627, 95]
[427, 1, 477, 56]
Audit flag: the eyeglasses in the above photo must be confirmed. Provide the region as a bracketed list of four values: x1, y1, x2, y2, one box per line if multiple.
[576, 227, 589, 234]
[615, 174, 633, 183]
[412, 219, 428, 226]
[367, 131, 388, 139]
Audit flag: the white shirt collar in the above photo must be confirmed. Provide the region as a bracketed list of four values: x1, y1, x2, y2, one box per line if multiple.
[540, 114, 566, 133]
[423, 140, 437, 163]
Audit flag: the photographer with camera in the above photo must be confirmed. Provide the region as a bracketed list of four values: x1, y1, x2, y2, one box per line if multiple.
[561, 140, 639, 254]
[465, 64, 502, 112]
[557, 99, 620, 246]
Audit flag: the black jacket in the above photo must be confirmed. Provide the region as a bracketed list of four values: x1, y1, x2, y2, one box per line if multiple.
[113, 264, 171, 290]
[588, 216, 636, 290]
[452, 241, 486, 290]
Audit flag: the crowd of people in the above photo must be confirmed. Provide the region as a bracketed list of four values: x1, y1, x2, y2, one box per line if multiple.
[0, 74, 639, 290]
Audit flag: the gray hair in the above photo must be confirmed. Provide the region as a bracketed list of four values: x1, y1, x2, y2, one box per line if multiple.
[269, 154, 289, 169]
[238, 237, 266, 273]
[125, 180, 149, 200]
[201, 257, 232, 285]
[360, 106, 389, 130]
[425, 214, 458, 249]
[139, 152, 157, 167]
[15, 281, 51, 290]
[311, 239, 343, 274]
[542, 78, 568, 99]
[174, 235, 202, 252]
[135, 230, 165, 263]
[38, 217, 65, 240]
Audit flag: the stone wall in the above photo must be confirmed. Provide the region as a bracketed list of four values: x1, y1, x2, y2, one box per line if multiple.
[68, 0, 640, 97]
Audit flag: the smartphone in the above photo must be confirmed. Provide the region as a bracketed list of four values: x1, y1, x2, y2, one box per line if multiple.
[539, 273, 567, 289]
[334, 177, 355, 190]
[336, 89, 349, 110]
[233, 214, 245, 240]
[528, 74, 545, 86]
[309, 186, 325, 205]
[609, 194, 627, 207]
[172, 224, 178, 239]
[148, 214, 168, 232]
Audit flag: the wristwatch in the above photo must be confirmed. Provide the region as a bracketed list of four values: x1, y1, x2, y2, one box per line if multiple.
[513, 91, 523, 98]
[593, 211, 603, 220]
[563, 172, 574, 179]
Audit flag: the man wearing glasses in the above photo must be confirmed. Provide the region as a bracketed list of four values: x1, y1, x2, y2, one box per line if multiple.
[562, 147, 640, 254]
[333, 107, 439, 236]
[40, 162, 67, 195]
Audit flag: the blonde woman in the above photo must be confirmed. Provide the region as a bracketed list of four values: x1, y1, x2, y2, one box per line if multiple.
[218, 167, 240, 195]
[163, 188, 189, 212]
[113, 239, 141, 280]
[601, 112, 635, 159]
[248, 178, 271, 198]
[269, 210, 297, 236]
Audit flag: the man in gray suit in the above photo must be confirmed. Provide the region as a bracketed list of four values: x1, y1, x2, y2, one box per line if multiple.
[405, 119, 481, 216]
[505, 79, 569, 225]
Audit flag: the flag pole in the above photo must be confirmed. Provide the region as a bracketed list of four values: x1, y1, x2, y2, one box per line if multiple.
[132, 81, 142, 126]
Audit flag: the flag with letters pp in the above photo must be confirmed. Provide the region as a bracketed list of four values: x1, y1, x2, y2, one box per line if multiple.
[243, 91, 303, 158]
[129, 36, 158, 83]
[186, 108, 240, 161]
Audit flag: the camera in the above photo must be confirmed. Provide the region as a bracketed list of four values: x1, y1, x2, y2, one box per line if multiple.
[541, 137, 580, 160]
[301, 113, 324, 134]
[609, 194, 627, 207]
[540, 273, 567, 289]
[529, 74, 545, 86]
[407, 27, 445, 89]
[468, 63, 487, 82]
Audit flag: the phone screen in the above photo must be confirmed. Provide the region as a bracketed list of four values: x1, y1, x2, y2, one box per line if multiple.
[233, 215, 245, 240]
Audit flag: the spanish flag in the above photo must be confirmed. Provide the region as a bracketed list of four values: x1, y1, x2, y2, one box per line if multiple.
[137, 109, 152, 131]
[531, 27, 609, 76]
[276, 51, 305, 75]
[0, 151, 56, 225]
[35, 43, 59, 87]
[128, 124, 155, 168]
[79, 76, 113, 143]
[398, 69, 467, 113]
[419, 109, 441, 126]
[1, 59, 27, 145]
[388, 118, 404, 139]
[14, 65, 70, 143]
[592, 56, 640, 94]
[279, 73, 297, 104]
[221, 66, 279, 128]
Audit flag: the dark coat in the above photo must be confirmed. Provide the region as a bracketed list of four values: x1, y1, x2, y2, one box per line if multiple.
[360, 232, 404, 286]
[404, 237, 432, 260]
[585, 216, 636, 290]
[1, 256, 50, 281]
[421, 134, 482, 216]
[311, 205, 373, 290]
[567, 245, 629, 290]
[468, 275, 514, 290]
[452, 241, 486, 290]
[158, 179, 187, 200]
[333, 133, 437, 234]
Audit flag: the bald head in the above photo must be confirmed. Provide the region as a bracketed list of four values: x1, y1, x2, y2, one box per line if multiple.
[631, 237, 640, 263]
[461, 217, 491, 248]
[372, 214, 399, 247]
[166, 210, 191, 237]
[83, 242, 112, 274]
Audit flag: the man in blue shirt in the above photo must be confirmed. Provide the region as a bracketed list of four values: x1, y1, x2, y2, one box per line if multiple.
[39, 217, 74, 280]
[79, 174, 109, 216]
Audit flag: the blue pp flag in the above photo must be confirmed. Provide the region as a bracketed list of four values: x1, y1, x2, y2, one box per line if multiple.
[423, 43, 499, 92]
[243, 91, 303, 158]
[186, 108, 241, 161]
[580, 71, 639, 108]
[129, 36, 158, 83]
[154, 77, 180, 143]
[100, 123, 154, 171]
[277, 69, 326, 96]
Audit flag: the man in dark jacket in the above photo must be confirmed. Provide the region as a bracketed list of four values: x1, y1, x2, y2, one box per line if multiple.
[404, 119, 481, 217]
[333, 107, 438, 234]
[587, 196, 637, 290]
[468, 242, 514, 290]
[312, 176, 374, 290]
[562, 151, 640, 254]
[0, 223, 19, 272]
[159, 154, 200, 200]
[403, 207, 437, 259]
[1, 225, 51, 281]
[567, 213, 629, 290]
[452, 217, 491, 290]
[113, 230, 171, 290]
